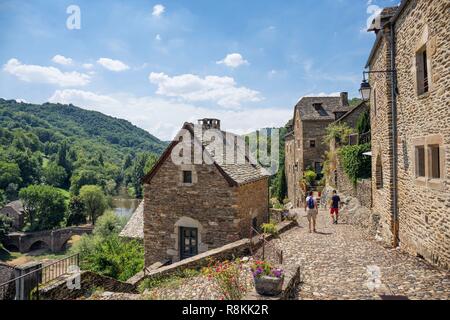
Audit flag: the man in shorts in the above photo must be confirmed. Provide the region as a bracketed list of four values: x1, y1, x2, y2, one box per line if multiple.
[330, 190, 341, 225]
[305, 191, 318, 233]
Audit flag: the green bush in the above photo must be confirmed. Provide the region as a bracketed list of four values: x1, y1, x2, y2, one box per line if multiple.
[303, 170, 317, 186]
[71, 211, 144, 282]
[262, 222, 278, 236]
[324, 123, 354, 145]
[338, 143, 372, 184]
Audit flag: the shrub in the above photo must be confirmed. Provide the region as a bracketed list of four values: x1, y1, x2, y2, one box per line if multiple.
[261, 222, 278, 236]
[338, 143, 372, 184]
[202, 259, 248, 300]
[324, 123, 355, 145]
[303, 170, 317, 186]
[138, 269, 200, 293]
[71, 211, 144, 281]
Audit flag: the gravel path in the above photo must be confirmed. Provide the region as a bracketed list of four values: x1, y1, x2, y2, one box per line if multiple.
[282, 209, 449, 300]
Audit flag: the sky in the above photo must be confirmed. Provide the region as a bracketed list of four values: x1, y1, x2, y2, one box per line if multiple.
[0, 0, 399, 141]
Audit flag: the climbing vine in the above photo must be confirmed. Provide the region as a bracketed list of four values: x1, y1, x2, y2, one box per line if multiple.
[337, 143, 372, 185]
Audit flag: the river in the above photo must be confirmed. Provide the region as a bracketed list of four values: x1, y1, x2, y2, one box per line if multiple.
[111, 188, 141, 220]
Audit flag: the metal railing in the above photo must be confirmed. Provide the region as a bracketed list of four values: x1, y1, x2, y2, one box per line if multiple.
[249, 226, 283, 265]
[348, 131, 371, 146]
[0, 253, 79, 300]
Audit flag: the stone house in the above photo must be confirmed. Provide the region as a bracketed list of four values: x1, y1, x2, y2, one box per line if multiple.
[119, 201, 144, 241]
[0, 200, 24, 231]
[285, 93, 350, 207]
[141, 119, 270, 266]
[327, 101, 372, 207]
[366, 0, 449, 269]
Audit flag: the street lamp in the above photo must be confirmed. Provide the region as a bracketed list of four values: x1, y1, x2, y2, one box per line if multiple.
[359, 69, 397, 101]
[359, 79, 372, 101]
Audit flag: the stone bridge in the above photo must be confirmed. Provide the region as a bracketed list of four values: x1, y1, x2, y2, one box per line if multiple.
[2, 226, 94, 253]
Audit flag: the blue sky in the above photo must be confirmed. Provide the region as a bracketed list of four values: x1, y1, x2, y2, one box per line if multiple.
[0, 0, 399, 140]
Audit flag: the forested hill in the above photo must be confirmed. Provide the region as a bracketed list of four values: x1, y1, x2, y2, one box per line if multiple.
[0, 98, 167, 204]
[0, 99, 166, 161]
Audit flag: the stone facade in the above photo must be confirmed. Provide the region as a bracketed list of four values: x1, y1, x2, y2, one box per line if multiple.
[0, 200, 24, 231]
[285, 94, 350, 207]
[367, 0, 450, 269]
[142, 119, 269, 267]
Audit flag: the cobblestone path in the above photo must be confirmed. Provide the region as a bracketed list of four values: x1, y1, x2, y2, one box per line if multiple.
[279, 209, 449, 300]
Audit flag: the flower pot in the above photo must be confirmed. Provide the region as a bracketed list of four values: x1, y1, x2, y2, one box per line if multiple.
[254, 276, 284, 296]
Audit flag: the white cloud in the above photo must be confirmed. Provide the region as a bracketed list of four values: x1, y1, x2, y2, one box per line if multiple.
[82, 63, 94, 69]
[303, 92, 341, 98]
[3, 58, 90, 87]
[97, 58, 130, 72]
[52, 55, 73, 66]
[47, 89, 290, 141]
[148, 72, 262, 108]
[155, 34, 162, 41]
[216, 53, 249, 68]
[152, 4, 165, 17]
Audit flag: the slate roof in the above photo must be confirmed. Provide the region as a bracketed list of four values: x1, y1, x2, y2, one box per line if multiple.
[187, 123, 271, 185]
[295, 96, 350, 121]
[0, 200, 24, 215]
[143, 122, 271, 186]
[119, 201, 144, 240]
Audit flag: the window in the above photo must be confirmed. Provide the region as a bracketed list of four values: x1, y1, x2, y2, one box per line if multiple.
[313, 103, 328, 116]
[376, 155, 383, 189]
[429, 145, 441, 179]
[416, 46, 429, 95]
[309, 140, 316, 148]
[415, 146, 426, 177]
[179, 227, 198, 260]
[183, 170, 192, 184]
[372, 88, 377, 116]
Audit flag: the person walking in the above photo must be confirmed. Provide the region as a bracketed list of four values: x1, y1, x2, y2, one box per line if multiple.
[305, 191, 318, 233]
[330, 190, 341, 225]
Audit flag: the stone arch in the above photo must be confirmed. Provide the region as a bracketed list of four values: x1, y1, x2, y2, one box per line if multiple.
[60, 234, 81, 252]
[375, 154, 383, 189]
[28, 240, 50, 252]
[170, 216, 208, 263]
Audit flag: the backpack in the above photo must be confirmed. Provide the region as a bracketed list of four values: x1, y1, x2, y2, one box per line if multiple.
[307, 197, 315, 209]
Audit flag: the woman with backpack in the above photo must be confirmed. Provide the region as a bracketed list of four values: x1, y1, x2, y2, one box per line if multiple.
[305, 191, 318, 233]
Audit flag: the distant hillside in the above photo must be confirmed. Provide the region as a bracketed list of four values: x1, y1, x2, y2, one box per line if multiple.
[0, 99, 167, 164]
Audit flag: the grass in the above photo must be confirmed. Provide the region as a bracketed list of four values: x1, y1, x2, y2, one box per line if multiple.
[138, 269, 200, 293]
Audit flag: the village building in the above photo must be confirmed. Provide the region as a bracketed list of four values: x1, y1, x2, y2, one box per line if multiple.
[327, 101, 371, 202]
[119, 201, 144, 241]
[141, 119, 270, 267]
[366, 0, 449, 269]
[285, 93, 351, 207]
[0, 200, 24, 231]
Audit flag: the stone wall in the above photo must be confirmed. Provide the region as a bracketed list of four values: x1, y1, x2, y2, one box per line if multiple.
[335, 157, 372, 208]
[39, 271, 137, 300]
[369, 0, 450, 269]
[393, 0, 449, 269]
[368, 20, 396, 247]
[131, 220, 297, 287]
[143, 157, 240, 266]
[236, 178, 269, 238]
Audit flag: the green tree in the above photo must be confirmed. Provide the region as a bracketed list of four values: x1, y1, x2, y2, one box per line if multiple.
[356, 110, 371, 135]
[66, 196, 87, 226]
[129, 153, 158, 198]
[0, 189, 6, 207]
[273, 165, 287, 203]
[0, 161, 22, 190]
[79, 185, 107, 225]
[19, 185, 67, 231]
[0, 214, 12, 240]
[70, 169, 103, 195]
[43, 162, 68, 188]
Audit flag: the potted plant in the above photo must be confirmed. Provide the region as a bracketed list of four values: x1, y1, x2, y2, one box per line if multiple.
[251, 260, 284, 296]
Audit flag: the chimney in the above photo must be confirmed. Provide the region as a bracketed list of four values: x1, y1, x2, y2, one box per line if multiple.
[340, 92, 349, 107]
[198, 118, 221, 130]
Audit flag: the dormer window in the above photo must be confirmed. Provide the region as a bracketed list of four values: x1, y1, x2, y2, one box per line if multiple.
[313, 103, 328, 116]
